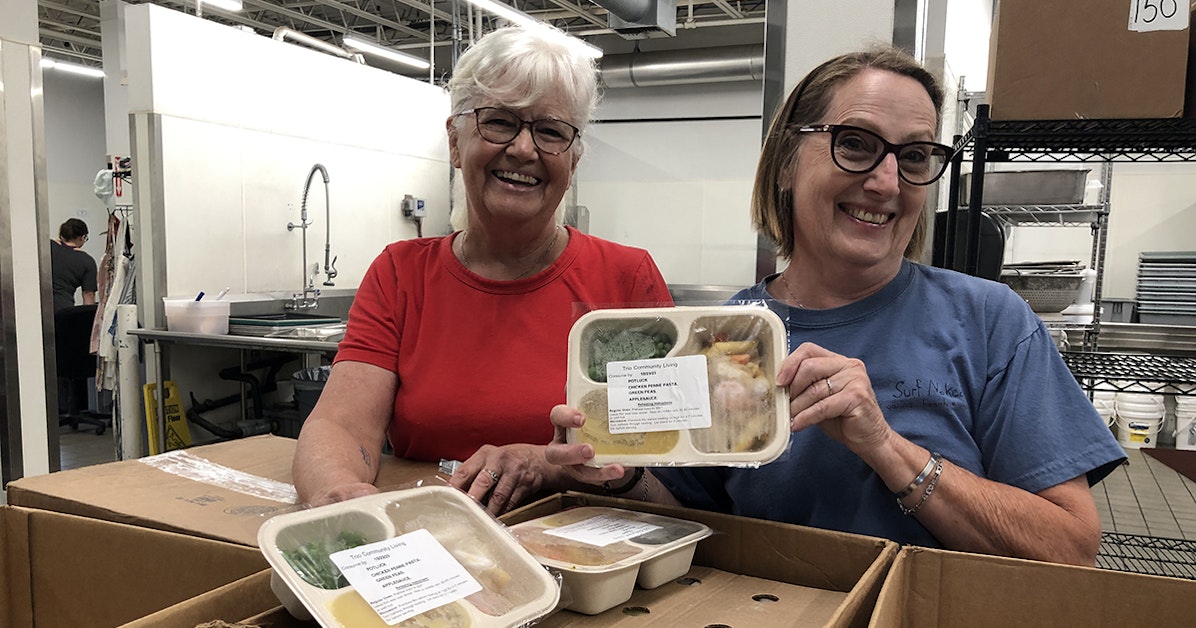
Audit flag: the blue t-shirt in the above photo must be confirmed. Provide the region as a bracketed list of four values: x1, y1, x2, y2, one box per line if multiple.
[654, 259, 1126, 548]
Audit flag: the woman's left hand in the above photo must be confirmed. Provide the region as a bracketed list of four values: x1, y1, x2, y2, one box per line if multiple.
[776, 341, 893, 456]
[450, 443, 559, 516]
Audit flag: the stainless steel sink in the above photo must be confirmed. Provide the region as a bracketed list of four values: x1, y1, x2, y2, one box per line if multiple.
[228, 312, 343, 337]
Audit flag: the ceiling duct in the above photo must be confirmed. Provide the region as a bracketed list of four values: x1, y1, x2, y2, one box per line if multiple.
[592, 0, 678, 38]
[600, 44, 764, 88]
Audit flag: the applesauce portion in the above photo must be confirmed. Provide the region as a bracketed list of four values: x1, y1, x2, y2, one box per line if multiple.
[576, 389, 680, 455]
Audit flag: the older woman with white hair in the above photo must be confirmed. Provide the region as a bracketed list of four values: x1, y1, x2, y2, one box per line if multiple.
[293, 24, 672, 514]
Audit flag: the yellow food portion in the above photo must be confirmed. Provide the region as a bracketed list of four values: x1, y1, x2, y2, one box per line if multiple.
[576, 389, 680, 454]
[327, 592, 471, 628]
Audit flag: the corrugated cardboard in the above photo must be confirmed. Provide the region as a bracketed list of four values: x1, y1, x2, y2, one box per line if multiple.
[141, 491, 897, 628]
[4, 435, 441, 546]
[869, 546, 1196, 627]
[120, 570, 280, 628]
[501, 493, 896, 628]
[987, 0, 1190, 120]
[0, 505, 266, 628]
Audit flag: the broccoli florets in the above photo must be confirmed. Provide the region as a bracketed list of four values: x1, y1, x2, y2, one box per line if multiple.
[588, 329, 673, 382]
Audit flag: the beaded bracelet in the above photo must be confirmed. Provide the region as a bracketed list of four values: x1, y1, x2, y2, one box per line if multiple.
[899, 455, 944, 516]
[895, 452, 940, 499]
[603, 467, 644, 496]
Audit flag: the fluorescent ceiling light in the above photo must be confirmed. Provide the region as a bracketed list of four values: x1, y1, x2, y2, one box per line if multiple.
[342, 36, 431, 70]
[462, 0, 603, 58]
[201, 0, 243, 11]
[40, 58, 106, 79]
[464, 0, 537, 27]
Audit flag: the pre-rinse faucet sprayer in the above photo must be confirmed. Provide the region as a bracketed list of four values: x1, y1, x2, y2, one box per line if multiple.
[286, 163, 337, 310]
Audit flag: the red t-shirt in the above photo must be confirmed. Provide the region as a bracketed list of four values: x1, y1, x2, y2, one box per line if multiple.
[336, 227, 673, 461]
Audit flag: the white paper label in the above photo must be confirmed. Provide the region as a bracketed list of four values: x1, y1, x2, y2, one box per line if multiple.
[331, 529, 481, 625]
[543, 514, 663, 547]
[1128, 0, 1189, 32]
[606, 355, 712, 434]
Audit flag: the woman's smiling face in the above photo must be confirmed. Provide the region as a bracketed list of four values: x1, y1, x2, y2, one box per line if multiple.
[448, 97, 580, 228]
[786, 68, 938, 273]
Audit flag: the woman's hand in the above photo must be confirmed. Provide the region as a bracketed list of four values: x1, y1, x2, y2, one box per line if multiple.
[776, 341, 893, 456]
[544, 404, 631, 488]
[451, 442, 563, 516]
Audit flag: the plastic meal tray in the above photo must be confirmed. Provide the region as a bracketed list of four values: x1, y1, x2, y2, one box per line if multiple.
[566, 305, 790, 467]
[258, 486, 560, 627]
[509, 506, 713, 615]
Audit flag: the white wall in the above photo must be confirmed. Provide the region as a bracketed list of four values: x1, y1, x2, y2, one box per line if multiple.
[580, 82, 763, 286]
[124, 4, 451, 304]
[42, 70, 109, 267]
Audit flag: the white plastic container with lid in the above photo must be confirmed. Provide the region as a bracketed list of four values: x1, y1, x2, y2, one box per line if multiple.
[509, 506, 713, 615]
[566, 305, 790, 467]
[163, 297, 230, 334]
[258, 485, 560, 627]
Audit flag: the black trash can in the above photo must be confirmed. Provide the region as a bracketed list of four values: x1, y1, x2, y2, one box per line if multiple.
[287, 365, 332, 437]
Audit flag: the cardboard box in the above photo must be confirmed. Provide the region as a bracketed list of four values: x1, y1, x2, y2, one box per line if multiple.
[502, 493, 896, 627]
[987, 0, 1190, 120]
[119, 571, 281, 628]
[4, 435, 441, 546]
[0, 505, 266, 628]
[138, 492, 897, 628]
[870, 546, 1196, 627]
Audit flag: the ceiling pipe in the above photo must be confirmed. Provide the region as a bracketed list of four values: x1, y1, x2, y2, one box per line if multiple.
[271, 26, 364, 63]
[599, 44, 763, 88]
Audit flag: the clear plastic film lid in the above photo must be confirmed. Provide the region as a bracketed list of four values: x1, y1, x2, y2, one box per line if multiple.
[566, 304, 791, 467]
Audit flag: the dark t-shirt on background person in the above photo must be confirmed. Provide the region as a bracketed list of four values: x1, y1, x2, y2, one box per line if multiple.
[50, 239, 97, 312]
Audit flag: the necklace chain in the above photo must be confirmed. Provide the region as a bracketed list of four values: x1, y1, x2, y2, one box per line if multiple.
[778, 272, 805, 309]
[459, 225, 562, 280]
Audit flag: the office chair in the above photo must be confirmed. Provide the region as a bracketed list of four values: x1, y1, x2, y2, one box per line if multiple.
[55, 303, 110, 435]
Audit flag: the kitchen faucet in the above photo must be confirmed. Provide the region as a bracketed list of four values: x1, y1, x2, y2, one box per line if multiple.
[286, 163, 336, 310]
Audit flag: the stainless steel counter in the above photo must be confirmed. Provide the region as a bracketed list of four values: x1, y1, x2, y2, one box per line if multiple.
[130, 328, 340, 355]
[129, 329, 338, 455]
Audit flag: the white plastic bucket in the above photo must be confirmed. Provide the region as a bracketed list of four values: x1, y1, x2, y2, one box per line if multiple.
[1175, 412, 1196, 451]
[1114, 389, 1162, 404]
[1115, 414, 1161, 449]
[1116, 399, 1165, 416]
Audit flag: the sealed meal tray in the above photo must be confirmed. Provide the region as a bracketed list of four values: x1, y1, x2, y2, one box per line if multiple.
[509, 506, 713, 615]
[567, 305, 789, 467]
[258, 485, 560, 627]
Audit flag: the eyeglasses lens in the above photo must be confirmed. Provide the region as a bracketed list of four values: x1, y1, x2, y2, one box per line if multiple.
[831, 127, 948, 185]
[474, 108, 576, 154]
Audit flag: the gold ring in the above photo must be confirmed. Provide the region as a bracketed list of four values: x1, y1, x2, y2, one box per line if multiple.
[484, 468, 500, 482]
[825, 378, 833, 396]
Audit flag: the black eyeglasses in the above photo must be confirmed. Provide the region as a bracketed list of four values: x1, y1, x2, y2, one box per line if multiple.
[794, 124, 952, 186]
[457, 107, 581, 155]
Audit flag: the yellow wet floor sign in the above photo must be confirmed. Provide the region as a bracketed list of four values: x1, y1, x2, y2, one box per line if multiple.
[143, 381, 192, 454]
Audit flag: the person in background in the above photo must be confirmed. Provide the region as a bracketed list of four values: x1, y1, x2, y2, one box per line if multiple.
[292, 24, 673, 514]
[50, 217, 98, 312]
[545, 46, 1125, 566]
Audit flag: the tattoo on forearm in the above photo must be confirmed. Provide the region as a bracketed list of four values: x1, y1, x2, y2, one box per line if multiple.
[359, 446, 372, 469]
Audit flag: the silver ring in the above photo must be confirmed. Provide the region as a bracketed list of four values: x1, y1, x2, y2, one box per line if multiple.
[484, 468, 500, 482]
[825, 378, 833, 396]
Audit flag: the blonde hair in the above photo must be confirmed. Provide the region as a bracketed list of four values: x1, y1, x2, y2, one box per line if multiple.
[752, 46, 944, 261]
